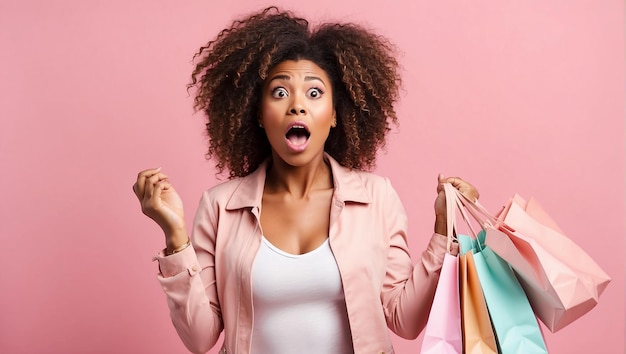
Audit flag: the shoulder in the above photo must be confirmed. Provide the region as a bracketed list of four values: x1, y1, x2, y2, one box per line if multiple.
[198, 165, 266, 212]
[355, 171, 400, 204]
[206, 177, 245, 195]
[352, 169, 389, 184]
[328, 154, 394, 198]
[199, 177, 247, 206]
[333, 163, 399, 205]
[340, 169, 408, 226]
[352, 170, 392, 192]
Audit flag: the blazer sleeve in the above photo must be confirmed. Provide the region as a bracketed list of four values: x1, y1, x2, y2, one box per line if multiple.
[153, 191, 223, 354]
[379, 178, 459, 339]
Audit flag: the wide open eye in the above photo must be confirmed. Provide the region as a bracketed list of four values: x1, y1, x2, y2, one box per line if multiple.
[307, 87, 324, 99]
[271, 87, 289, 98]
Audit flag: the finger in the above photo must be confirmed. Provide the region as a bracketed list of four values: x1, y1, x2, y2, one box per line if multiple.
[137, 167, 162, 180]
[436, 176, 460, 196]
[144, 171, 169, 186]
[143, 173, 166, 200]
[157, 179, 172, 191]
[444, 177, 473, 194]
[443, 176, 461, 187]
[442, 177, 479, 201]
[143, 179, 174, 214]
[467, 188, 479, 201]
[436, 173, 448, 194]
[150, 180, 169, 203]
[132, 182, 141, 198]
[136, 167, 161, 198]
[457, 182, 479, 202]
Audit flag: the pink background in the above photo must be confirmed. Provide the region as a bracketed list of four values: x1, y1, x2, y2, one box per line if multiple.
[1, 1, 623, 353]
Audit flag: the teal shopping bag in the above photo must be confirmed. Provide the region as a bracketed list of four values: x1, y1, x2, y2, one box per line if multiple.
[458, 234, 475, 256]
[459, 233, 548, 354]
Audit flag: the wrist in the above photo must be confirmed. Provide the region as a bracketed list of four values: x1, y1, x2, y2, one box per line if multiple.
[166, 239, 191, 256]
[434, 215, 447, 235]
[165, 228, 189, 253]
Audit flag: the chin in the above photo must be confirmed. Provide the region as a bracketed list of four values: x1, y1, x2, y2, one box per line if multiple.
[272, 149, 324, 168]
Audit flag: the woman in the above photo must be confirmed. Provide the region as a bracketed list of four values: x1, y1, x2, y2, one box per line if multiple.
[133, 7, 478, 354]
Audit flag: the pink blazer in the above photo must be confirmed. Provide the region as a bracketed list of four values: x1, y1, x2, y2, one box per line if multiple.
[154, 154, 456, 354]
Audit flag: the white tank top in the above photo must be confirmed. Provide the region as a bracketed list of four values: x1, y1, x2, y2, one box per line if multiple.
[250, 236, 354, 354]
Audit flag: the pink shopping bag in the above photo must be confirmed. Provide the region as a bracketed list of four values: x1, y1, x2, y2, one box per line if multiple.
[420, 253, 462, 353]
[484, 194, 611, 332]
[419, 183, 462, 353]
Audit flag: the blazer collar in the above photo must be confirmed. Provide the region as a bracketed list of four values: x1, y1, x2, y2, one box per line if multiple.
[225, 153, 372, 210]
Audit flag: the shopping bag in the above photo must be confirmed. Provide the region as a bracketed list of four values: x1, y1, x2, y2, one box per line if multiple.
[458, 238, 498, 354]
[485, 194, 611, 332]
[470, 231, 549, 353]
[420, 252, 462, 353]
[419, 183, 462, 353]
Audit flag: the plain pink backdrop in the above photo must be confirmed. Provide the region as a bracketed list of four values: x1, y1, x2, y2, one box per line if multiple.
[1, 1, 623, 353]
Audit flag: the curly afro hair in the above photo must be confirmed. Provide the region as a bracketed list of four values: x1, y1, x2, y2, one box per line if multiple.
[189, 6, 401, 178]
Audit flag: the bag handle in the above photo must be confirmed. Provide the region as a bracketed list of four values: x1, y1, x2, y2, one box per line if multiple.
[454, 188, 516, 233]
[443, 182, 458, 253]
[443, 183, 478, 252]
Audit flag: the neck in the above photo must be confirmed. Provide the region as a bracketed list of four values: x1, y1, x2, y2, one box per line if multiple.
[265, 153, 333, 198]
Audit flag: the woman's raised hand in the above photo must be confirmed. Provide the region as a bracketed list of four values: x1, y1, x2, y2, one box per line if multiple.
[133, 168, 188, 249]
[433, 174, 480, 235]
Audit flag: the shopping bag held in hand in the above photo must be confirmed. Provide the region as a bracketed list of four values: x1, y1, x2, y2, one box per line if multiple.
[452, 190, 499, 354]
[459, 245, 498, 354]
[454, 189, 548, 354]
[466, 193, 611, 332]
[419, 183, 462, 354]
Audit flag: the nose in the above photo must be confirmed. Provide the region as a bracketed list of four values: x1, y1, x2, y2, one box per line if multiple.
[289, 103, 306, 115]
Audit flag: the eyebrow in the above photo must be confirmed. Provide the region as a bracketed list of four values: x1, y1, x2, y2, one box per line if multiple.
[268, 75, 326, 85]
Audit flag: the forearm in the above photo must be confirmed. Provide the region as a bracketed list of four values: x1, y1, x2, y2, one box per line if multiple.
[434, 215, 447, 235]
[156, 247, 223, 353]
[384, 233, 451, 339]
[164, 226, 190, 255]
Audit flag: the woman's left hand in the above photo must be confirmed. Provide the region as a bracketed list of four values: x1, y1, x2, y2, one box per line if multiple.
[434, 174, 479, 234]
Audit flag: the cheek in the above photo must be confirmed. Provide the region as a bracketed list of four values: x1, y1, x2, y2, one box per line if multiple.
[259, 103, 284, 139]
[316, 101, 335, 124]
[260, 101, 280, 124]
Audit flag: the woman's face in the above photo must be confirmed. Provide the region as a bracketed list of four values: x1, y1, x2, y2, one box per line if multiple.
[260, 59, 336, 168]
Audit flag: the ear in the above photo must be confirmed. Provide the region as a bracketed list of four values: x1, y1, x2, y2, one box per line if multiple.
[331, 110, 337, 127]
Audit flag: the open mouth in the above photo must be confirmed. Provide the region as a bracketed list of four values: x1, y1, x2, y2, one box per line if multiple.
[285, 124, 311, 146]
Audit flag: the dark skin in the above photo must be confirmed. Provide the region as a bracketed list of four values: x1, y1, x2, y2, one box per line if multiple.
[260, 162, 334, 254]
[133, 59, 479, 255]
[256, 60, 336, 254]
